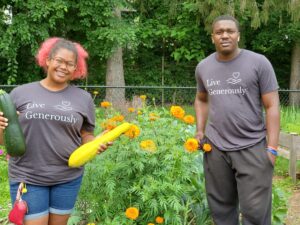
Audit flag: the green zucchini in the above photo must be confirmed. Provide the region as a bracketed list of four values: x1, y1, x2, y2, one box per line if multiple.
[0, 89, 26, 156]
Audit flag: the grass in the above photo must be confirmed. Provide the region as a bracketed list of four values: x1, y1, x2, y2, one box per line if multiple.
[275, 156, 300, 177]
[280, 106, 300, 134]
[0, 150, 10, 222]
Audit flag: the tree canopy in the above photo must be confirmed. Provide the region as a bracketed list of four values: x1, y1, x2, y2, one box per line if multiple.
[1, 0, 300, 89]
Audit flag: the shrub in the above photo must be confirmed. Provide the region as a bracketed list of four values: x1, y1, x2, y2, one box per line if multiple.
[76, 104, 210, 225]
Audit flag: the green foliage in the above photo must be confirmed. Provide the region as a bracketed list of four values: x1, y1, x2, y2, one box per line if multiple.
[2, 104, 300, 224]
[0, 145, 10, 222]
[272, 157, 298, 225]
[272, 185, 289, 225]
[0, 0, 137, 85]
[274, 156, 300, 177]
[1, 0, 300, 92]
[281, 106, 300, 135]
[77, 105, 211, 224]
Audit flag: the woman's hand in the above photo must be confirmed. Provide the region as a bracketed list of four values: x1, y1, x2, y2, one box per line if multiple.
[97, 142, 113, 154]
[0, 112, 8, 130]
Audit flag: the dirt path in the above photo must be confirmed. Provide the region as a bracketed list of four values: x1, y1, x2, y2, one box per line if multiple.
[285, 187, 300, 225]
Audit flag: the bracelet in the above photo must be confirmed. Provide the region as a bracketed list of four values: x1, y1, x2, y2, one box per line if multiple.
[267, 145, 278, 151]
[266, 147, 278, 156]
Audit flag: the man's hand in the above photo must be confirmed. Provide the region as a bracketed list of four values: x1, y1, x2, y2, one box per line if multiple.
[195, 131, 204, 142]
[266, 151, 276, 166]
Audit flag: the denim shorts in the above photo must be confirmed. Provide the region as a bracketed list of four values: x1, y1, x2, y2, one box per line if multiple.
[9, 175, 83, 220]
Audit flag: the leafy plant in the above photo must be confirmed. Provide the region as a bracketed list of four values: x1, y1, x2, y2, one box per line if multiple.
[280, 106, 300, 135]
[0, 145, 10, 221]
[76, 104, 211, 224]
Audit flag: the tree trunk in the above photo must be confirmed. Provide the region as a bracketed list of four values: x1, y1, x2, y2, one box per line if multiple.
[289, 41, 300, 106]
[105, 7, 126, 109]
[105, 47, 125, 108]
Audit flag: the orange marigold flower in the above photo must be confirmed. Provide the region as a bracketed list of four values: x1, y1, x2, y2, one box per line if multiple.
[203, 143, 212, 152]
[184, 138, 199, 152]
[100, 101, 111, 108]
[149, 113, 159, 121]
[111, 115, 124, 122]
[140, 95, 147, 101]
[155, 216, 164, 224]
[183, 115, 195, 124]
[101, 119, 117, 131]
[128, 107, 135, 113]
[170, 106, 185, 119]
[148, 223, 155, 225]
[124, 125, 140, 138]
[140, 140, 157, 152]
[125, 207, 139, 220]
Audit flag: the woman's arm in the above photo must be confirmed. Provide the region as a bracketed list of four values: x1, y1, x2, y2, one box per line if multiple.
[0, 112, 8, 145]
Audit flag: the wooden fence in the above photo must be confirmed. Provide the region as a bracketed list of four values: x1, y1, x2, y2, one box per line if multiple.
[278, 132, 300, 182]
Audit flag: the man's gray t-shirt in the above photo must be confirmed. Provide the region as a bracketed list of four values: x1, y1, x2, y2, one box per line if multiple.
[195, 49, 278, 151]
[8, 82, 95, 185]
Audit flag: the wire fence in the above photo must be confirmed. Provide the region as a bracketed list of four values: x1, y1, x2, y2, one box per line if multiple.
[0, 85, 300, 108]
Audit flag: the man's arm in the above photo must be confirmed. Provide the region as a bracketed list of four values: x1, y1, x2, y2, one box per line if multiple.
[262, 90, 280, 164]
[194, 91, 209, 141]
[262, 90, 280, 148]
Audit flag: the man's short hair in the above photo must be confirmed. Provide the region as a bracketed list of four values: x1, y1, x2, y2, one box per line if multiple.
[212, 15, 240, 31]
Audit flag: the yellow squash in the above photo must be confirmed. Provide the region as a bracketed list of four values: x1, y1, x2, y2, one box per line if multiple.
[68, 122, 132, 167]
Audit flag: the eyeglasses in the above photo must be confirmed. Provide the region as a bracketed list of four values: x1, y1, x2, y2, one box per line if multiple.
[51, 57, 77, 71]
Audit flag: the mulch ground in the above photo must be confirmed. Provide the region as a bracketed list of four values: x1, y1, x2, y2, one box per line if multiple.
[285, 187, 300, 225]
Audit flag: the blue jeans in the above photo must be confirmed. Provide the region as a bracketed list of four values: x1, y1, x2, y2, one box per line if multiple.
[9, 175, 83, 220]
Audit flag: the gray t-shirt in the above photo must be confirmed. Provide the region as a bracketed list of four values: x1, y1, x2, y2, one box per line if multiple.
[8, 82, 95, 185]
[195, 49, 278, 151]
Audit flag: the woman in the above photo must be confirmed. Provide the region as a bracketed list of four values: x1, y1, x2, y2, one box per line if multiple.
[0, 37, 109, 225]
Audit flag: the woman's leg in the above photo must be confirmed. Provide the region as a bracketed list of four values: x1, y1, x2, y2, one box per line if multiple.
[49, 175, 83, 225]
[25, 215, 49, 225]
[48, 213, 70, 225]
[9, 182, 50, 225]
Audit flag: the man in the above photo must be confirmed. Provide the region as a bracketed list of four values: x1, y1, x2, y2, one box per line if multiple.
[194, 15, 280, 225]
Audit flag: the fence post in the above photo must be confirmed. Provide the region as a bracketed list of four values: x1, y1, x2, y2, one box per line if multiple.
[289, 132, 298, 183]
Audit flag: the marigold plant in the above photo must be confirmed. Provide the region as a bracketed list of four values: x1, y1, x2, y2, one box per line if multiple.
[78, 106, 210, 225]
[170, 106, 185, 119]
[124, 124, 140, 138]
[140, 140, 157, 152]
[183, 115, 195, 124]
[100, 101, 111, 108]
[184, 138, 199, 152]
[128, 107, 135, 113]
[203, 143, 212, 152]
[156, 216, 164, 223]
[101, 119, 117, 131]
[111, 115, 124, 122]
[140, 95, 147, 101]
[149, 112, 159, 121]
[125, 207, 139, 220]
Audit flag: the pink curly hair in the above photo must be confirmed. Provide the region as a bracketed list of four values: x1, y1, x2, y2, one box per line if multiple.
[36, 37, 89, 79]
